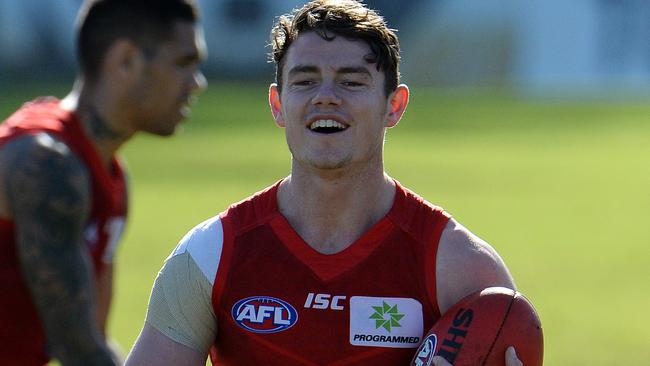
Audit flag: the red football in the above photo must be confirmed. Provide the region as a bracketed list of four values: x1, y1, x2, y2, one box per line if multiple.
[411, 287, 543, 366]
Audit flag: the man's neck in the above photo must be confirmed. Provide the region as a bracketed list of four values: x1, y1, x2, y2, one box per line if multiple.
[277, 170, 396, 254]
[61, 83, 134, 166]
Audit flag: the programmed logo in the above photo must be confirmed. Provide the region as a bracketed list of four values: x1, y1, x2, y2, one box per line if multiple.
[349, 296, 423, 348]
[231, 296, 298, 333]
[413, 334, 438, 366]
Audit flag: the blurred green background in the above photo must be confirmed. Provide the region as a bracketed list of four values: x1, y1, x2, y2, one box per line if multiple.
[3, 82, 650, 365]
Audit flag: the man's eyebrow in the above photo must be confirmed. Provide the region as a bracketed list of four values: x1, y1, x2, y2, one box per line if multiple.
[287, 65, 372, 77]
[288, 65, 319, 76]
[338, 66, 372, 77]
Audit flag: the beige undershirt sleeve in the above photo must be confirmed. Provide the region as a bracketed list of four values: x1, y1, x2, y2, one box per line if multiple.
[145, 251, 217, 354]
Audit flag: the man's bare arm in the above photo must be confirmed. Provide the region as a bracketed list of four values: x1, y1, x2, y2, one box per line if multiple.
[125, 323, 207, 366]
[435, 218, 522, 366]
[96, 263, 114, 335]
[3, 133, 116, 365]
[436, 218, 516, 314]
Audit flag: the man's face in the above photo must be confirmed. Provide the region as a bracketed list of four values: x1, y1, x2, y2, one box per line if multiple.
[132, 21, 207, 136]
[270, 31, 406, 173]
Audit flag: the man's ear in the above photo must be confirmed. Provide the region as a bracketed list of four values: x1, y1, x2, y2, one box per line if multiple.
[385, 84, 409, 128]
[269, 83, 286, 128]
[102, 39, 146, 83]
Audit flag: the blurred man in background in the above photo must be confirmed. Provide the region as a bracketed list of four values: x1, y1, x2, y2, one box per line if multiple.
[125, 1, 526, 365]
[0, 0, 206, 364]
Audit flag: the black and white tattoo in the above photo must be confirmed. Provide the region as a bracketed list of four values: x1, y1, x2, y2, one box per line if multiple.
[2, 133, 116, 366]
[88, 107, 123, 142]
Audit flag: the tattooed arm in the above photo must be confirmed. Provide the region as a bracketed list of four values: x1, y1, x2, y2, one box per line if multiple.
[97, 263, 127, 363]
[2, 133, 117, 366]
[97, 263, 114, 335]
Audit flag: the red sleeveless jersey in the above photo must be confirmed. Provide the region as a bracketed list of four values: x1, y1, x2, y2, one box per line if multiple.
[209, 181, 450, 365]
[0, 98, 128, 365]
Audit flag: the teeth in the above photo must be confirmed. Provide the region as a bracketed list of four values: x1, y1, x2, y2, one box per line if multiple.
[310, 119, 346, 130]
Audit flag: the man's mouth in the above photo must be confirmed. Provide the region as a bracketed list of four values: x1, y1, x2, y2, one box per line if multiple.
[308, 119, 349, 134]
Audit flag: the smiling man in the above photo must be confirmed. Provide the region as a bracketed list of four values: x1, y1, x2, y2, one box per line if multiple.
[0, 1, 206, 365]
[126, 1, 528, 365]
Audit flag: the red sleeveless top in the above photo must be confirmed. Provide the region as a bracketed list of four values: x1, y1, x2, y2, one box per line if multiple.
[209, 181, 450, 365]
[0, 98, 127, 365]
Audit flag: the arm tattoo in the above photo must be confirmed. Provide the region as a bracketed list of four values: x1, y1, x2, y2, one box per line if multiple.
[3, 133, 116, 366]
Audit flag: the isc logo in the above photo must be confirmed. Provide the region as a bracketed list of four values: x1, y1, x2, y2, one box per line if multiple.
[231, 296, 298, 333]
[304, 293, 346, 310]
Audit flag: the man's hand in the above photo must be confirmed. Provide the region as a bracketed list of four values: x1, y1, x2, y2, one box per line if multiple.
[504, 347, 523, 366]
[431, 346, 523, 366]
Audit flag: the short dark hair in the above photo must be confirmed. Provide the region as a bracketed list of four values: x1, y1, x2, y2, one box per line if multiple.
[270, 0, 401, 96]
[76, 0, 199, 81]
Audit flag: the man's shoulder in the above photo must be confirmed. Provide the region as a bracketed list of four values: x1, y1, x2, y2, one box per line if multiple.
[0, 132, 85, 174]
[221, 181, 281, 232]
[436, 217, 516, 313]
[390, 181, 452, 244]
[171, 216, 223, 258]
[1, 97, 64, 134]
[168, 215, 224, 285]
[0, 131, 92, 232]
[0, 129, 89, 195]
[395, 181, 447, 214]
[0, 97, 77, 163]
[0, 97, 90, 218]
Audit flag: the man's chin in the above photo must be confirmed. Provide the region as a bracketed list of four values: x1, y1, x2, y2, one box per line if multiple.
[306, 157, 351, 171]
[146, 123, 182, 137]
[163, 124, 183, 136]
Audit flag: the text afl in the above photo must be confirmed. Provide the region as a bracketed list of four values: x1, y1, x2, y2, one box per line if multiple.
[231, 296, 298, 333]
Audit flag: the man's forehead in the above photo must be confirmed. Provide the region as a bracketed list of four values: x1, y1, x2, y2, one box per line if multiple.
[284, 33, 376, 73]
[165, 22, 206, 58]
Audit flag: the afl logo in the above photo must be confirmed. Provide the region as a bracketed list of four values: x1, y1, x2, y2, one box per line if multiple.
[413, 334, 438, 366]
[231, 296, 298, 333]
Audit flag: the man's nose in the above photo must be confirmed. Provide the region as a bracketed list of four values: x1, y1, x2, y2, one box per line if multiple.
[311, 82, 341, 106]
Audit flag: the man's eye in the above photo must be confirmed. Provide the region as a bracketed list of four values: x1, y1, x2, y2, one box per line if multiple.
[342, 81, 364, 87]
[293, 80, 314, 86]
[177, 56, 199, 67]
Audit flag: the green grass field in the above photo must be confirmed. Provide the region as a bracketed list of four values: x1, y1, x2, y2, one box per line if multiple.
[3, 83, 650, 365]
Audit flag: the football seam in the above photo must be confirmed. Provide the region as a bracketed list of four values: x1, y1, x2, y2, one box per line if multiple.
[481, 292, 517, 366]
